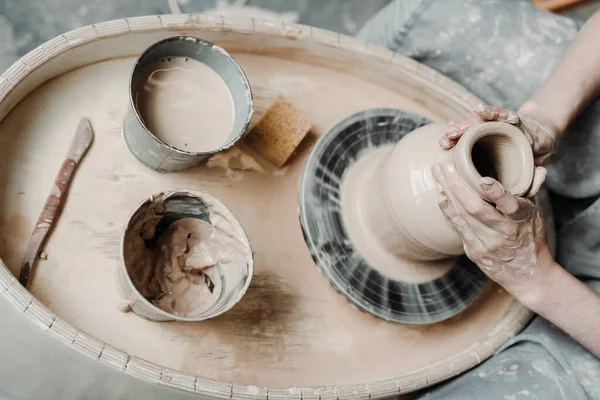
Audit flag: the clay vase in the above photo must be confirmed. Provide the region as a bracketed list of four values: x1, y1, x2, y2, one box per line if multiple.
[344, 121, 535, 262]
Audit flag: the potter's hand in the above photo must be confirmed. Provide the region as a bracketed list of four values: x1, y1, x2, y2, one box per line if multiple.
[432, 162, 554, 289]
[440, 103, 559, 166]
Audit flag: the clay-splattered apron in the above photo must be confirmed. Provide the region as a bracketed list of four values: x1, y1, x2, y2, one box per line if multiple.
[359, 0, 600, 398]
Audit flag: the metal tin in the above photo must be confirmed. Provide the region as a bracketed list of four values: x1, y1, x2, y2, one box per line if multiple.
[117, 189, 254, 322]
[123, 36, 253, 172]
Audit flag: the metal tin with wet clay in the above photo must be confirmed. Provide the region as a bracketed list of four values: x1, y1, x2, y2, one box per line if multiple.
[117, 189, 254, 322]
[123, 36, 253, 172]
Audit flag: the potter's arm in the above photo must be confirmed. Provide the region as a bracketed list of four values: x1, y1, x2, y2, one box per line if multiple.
[521, 258, 600, 359]
[432, 162, 600, 359]
[520, 9, 600, 135]
[432, 10, 600, 360]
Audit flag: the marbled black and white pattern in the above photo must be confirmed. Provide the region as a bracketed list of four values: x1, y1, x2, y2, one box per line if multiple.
[298, 108, 487, 324]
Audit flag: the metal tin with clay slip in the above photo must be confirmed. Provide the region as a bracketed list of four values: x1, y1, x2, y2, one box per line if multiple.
[123, 36, 253, 172]
[117, 189, 254, 322]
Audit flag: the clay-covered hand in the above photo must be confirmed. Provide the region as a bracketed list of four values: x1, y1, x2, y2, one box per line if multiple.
[432, 162, 554, 290]
[440, 103, 559, 166]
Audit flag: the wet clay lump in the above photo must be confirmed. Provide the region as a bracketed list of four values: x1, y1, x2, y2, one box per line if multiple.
[124, 217, 223, 317]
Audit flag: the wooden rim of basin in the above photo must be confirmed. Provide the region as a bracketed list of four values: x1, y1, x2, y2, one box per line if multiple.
[0, 15, 533, 399]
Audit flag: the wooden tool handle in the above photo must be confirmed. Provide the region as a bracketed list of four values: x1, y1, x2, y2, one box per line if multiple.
[532, 0, 591, 11]
[19, 118, 94, 288]
[39, 159, 77, 226]
[19, 159, 74, 285]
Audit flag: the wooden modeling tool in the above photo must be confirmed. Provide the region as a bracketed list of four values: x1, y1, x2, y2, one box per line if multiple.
[532, 0, 591, 11]
[18, 117, 94, 288]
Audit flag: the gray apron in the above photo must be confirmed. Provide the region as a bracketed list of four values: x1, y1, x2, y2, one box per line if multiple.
[359, 0, 600, 398]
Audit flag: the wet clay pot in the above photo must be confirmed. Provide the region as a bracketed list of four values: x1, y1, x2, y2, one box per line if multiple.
[344, 120, 535, 262]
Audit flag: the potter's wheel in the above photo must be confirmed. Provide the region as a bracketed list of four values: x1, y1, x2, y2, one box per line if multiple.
[0, 16, 548, 399]
[299, 108, 488, 324]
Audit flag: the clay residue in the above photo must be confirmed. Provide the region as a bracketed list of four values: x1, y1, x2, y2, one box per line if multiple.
[123, 194, 249, 317]
[206, 144, 266, 180]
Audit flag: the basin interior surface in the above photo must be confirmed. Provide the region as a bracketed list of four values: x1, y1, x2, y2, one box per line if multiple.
[0, 18, 533, 396]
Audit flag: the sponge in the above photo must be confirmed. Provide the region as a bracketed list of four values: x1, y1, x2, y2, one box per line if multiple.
[244, 95, 312, 167]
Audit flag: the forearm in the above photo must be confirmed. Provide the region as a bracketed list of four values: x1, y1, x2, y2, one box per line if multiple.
[520, 10, 600, 135]
[513, 261, 600, 358]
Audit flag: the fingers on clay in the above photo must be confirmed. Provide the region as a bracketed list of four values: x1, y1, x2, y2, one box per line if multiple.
[435, 164, 507, 250]
[439, 136, 457, 149]
[440, 163, 488, 213]
[444, 124, 462, 139]
[526, 166, 548, 197]
[444, 115, 482, 138]
[504, 111, 520, 124]
[438, 195, 477, 242]
[473, 104, 515, 123]
[432, 163, 466, 217]
[479, 178, 518, 215]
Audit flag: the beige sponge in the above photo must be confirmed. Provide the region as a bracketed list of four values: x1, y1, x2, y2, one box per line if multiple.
[244, 95, 312, 167]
